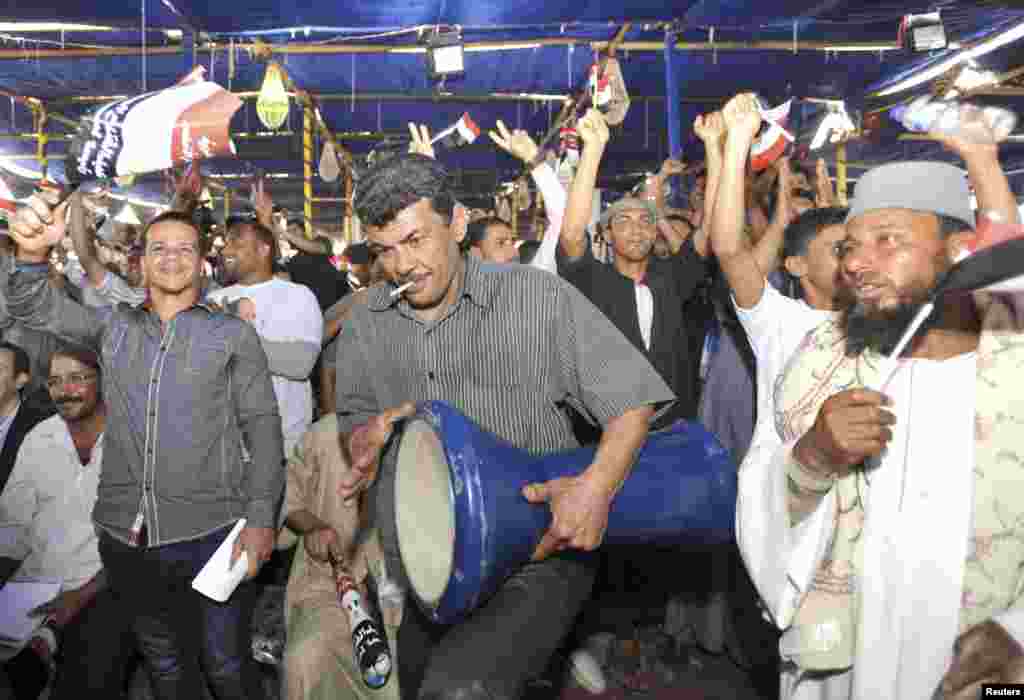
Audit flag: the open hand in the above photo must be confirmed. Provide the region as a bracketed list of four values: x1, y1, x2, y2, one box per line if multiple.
[408, 123, 436, 159]
[253, 178, 274, 227]
[489, 120, 540, 164]
[523, 473, 613, 561]
[338, 402, 417, 505]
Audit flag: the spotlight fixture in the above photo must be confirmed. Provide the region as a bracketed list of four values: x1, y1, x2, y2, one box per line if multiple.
[426, 28, 465, 81]
[901, 11, 947, 53]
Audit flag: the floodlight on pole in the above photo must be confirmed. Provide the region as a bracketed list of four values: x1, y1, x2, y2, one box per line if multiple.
[426, 28, 465, 81]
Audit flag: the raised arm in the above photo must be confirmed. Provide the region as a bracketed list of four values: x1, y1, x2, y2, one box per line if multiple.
[488, 120, 567, 273]
[559, 110, 609, 261]
[709, 94, 772, 310]
[750, 157, 794, 277]
[651, 158, 688, 255]
[67, 196, 108, 289]
[697, 115, 726, 259]
[7, 191, 107, 349]
[933, 127, 1020, 227]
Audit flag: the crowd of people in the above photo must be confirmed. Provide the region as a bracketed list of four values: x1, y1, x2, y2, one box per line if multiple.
[0, 88, 1021, 700]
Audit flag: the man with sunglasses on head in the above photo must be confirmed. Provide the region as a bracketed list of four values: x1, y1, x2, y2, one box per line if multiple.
[4, 191, 284, 700]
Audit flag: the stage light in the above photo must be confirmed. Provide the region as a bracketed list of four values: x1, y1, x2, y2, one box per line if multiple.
[426, 29, 465, 81]
[256, 62, 289, 131]
[876, 19, 1024, 97]
[902, 12, 947, 53]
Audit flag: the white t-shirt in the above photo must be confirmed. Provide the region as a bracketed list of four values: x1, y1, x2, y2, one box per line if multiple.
[733, 281, 834, 429]
[208, 278, 323, 452]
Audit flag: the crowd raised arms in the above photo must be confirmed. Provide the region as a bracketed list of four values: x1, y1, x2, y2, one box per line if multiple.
[0, 86, 1021, 700]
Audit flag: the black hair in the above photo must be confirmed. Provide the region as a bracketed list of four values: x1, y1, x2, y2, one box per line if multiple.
[344, 242, 372, 265]
[50, 345, 101, 377]
[464, 217, 511, 250]
[228, 219, 280, 263]
[518, 239, 541, 265]
[354, 153, 455, 228]
[0, 341, 31, 380]
[140, 210, 204, 255]
[781, 206, 849, 300]
[936, 213, 973, 237]
[782, 207, 849, 260]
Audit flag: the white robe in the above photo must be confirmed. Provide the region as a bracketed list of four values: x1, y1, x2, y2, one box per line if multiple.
[737, 353, 983, 700]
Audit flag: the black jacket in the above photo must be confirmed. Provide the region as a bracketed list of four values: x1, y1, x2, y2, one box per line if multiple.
[0, 399, 55, 493]
[556, 240, 708, 431]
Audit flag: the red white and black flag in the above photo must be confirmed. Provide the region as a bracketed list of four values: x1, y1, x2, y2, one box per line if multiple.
[68, 67, 243, 181]
[750, 99, 794, 172]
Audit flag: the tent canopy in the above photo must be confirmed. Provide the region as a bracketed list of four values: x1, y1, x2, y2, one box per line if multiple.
[0, 1, 1023, 225]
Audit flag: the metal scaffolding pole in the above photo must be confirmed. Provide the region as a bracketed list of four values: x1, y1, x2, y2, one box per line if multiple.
[303, 104, 314, 238]
[663, 28, 683, 160]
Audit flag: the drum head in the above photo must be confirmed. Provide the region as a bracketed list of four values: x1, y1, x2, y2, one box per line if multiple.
[395, 418, 455, 607]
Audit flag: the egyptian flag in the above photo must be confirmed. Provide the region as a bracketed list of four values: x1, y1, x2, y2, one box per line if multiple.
[68, 66, 243, 181]
[750, 99, 794, 172]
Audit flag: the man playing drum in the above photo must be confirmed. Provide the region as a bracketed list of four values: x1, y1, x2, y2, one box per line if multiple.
[334, 151, 676, 700]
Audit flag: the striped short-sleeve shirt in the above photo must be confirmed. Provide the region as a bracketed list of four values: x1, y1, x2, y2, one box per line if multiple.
[334, 254, 675, 455]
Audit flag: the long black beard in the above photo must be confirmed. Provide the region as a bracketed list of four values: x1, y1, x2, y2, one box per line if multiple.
[840, 278, 946, 358]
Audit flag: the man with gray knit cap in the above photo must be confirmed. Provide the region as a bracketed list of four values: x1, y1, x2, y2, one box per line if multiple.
[737, 156, 1024, 700]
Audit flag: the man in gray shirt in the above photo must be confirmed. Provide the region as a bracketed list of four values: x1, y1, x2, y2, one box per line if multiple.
[5, 194, 284, 700]
[335, 153, 676, 700]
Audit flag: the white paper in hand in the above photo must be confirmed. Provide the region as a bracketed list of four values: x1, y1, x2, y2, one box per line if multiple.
[191, 519, 249, 602]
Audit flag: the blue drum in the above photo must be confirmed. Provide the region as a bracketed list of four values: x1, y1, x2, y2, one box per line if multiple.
[394, 401, 737, 625]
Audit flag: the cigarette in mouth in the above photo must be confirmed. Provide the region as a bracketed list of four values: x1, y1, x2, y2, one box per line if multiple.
[390, 281, 414, 298]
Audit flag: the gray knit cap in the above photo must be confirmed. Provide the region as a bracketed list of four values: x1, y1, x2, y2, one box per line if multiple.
[847, 161, 973, 228]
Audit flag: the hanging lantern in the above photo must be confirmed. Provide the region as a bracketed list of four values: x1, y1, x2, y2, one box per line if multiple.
[319, 141, 341, 183]
[256, 62, 290, 131]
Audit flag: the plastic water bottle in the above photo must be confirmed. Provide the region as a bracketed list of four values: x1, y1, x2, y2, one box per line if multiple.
[891, 96, 1016, 145]
[333, 561, 392, 689]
